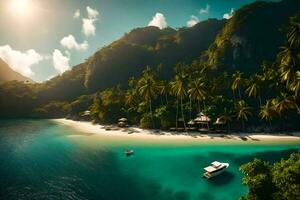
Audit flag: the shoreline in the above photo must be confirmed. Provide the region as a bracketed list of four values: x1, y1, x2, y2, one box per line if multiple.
[52, 118, 300, 145]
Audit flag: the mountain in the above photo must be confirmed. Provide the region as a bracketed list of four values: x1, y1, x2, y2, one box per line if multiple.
[0, 0, 300, 119]
[39, 18, 226, 101]
[38, 63, 88, 102]
[43, 0, 300, 100]
[3, 0, 299, 104]
[203, 0, 300, 74]
[84, 19, 226, 92]
[0, 59, 33, 84]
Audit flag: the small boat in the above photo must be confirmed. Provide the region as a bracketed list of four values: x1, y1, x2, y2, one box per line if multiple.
[125, 149, 134, 156]
[203, 161, 229, 179]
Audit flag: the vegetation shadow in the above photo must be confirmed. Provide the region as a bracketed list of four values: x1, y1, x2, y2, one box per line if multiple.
[206, 171, 235, 186]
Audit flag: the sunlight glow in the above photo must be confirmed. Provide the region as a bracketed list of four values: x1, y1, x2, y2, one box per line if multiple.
[10, 0, 33, 17]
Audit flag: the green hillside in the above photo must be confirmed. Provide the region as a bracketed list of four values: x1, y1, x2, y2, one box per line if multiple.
[84, 19, 226, 93]
[0, 0, 299, 128]
[203, 0, 300, 74]
[37, 18, 225, 101]
[41, 0, 300, 100]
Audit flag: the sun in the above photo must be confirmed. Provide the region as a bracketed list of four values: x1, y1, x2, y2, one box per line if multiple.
[10, 0, 33, 17]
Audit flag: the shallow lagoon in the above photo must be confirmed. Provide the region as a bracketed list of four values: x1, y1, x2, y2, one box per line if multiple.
[0, 119, 299, 200]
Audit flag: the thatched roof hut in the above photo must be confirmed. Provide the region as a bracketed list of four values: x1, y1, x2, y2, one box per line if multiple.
[194, 112, 210, 123]
[188, 120, 195, 125]
[81, 110, 91, 117]
[213, 118, 226, 125]
[118, 118, 128, 122]
[118, 118, 128, 127]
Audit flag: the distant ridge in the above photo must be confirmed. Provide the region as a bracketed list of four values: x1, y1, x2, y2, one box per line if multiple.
[0, 58, 33, 84]
[38, 0, 300, 101]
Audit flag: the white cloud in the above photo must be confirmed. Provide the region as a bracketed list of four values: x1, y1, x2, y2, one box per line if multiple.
[52, 49, 70, 74]
[60, 34, 88, 51]
[187, 15, 199, 27]
[86, 6, 99, 19]
[199, 4, 210, 14]
[148, 13, 167, 29]
[223, 8, 234, 19]
[0, 45, 44, 77]
[82, 18, 97, 37]
[82, 6, 99, 37]
[73, 9, 80, 18]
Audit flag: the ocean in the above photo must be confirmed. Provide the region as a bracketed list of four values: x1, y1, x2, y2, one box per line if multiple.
[0, 119, 299, 200]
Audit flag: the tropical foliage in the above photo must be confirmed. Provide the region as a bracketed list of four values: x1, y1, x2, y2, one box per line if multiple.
[0, 1, 299, 132]
[240, 152, 300, 200]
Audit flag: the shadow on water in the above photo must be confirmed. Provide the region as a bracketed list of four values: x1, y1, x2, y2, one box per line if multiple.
[153, 188, 191, 200]
[207, 171, 235, 186]
[198, 192, 215, 200]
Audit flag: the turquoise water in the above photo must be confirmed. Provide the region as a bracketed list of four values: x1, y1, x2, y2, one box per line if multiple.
[0, 119, 299, 200]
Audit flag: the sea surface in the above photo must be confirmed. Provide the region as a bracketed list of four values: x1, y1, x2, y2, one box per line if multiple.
[0, 119, 299, 200]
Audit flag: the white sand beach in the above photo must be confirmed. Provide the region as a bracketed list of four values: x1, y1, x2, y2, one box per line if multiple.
[53, 119, 300, 145]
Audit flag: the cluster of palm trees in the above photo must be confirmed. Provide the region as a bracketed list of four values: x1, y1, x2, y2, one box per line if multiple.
[120, 12, 300, 131]
[124, 65, 208, 129]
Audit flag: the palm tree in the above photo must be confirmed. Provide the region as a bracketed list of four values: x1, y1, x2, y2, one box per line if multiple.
[159, 80, 169, 105]
[273, 94, 297, 116]
[259, 100, 276, 128]
[188, 77, 207, 113]
[278, 45, 299, 87]
[231, 71, 244, 100]
[245, 74, 262, 107]
[287, 11, 300, 47]
[219, 108, 233, 132]
[234, 100, 252, 131]
[138, 67, 160, 128]
[125, 89, 138, 108]
[277, 12, 300, 93]
[289, 71, 300, 98]
[170, 71, 187, 130]
[282, 12, 300, 100]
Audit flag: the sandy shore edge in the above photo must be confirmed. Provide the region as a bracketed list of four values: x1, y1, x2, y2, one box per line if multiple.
[52, 118, 300, 143]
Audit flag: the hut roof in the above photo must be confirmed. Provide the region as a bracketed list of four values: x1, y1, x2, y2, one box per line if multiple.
[81, 110, 91, 116]
[118, 118, 128, 122]
[197, 112, 204, 117]
[188, 120, 195, 125]
[214, 117, 226, 125]
[194, 113, 210, 122]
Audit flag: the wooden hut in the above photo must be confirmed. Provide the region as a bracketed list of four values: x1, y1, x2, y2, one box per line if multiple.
[187, 120, 197, 131]
[194, 112, 211, 132]
[213, 118, 226, 133]
[80, 110, 91, 121]
[118, 118, 128, 127]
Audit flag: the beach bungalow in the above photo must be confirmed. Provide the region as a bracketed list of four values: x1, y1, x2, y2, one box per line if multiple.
[213, 118, 226, 133]
[80, 110, 91, 121]
[194, 112, 211, 133]
[118, 118, 128, 127]
[187, 120, 197, 131]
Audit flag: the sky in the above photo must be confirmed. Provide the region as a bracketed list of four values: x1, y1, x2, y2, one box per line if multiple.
[0, 0, 277, 82]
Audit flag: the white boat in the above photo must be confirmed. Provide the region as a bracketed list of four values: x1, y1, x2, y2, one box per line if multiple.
[125, 149, 134, 156]
[203, 161, 229, 179]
